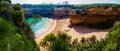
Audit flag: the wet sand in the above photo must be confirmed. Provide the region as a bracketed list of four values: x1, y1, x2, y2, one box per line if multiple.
[35, 18, 56, 44]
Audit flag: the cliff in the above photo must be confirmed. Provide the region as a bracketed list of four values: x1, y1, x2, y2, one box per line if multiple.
[53, 7, 72, 17]
[69, 6, 120, 25]
[0, 1, 39, 51]
[23, 8, 54, 17]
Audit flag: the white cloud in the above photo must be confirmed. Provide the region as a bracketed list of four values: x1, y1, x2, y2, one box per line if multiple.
[11, 0, 120, 4]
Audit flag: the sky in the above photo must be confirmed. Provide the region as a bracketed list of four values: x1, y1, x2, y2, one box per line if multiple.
[11, 0, 120, 4]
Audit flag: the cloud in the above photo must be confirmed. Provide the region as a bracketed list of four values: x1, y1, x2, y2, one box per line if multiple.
[11, 0, 120, 4]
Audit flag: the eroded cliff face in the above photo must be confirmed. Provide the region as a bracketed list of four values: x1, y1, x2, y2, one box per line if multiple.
[69, 6, 120, 25]
[53, 7, 72, 17]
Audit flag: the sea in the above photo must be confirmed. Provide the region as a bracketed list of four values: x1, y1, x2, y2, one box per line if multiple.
[26, 17, 50, 34]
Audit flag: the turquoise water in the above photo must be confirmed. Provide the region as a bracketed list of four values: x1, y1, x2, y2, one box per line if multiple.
[26, 17, 49, 32]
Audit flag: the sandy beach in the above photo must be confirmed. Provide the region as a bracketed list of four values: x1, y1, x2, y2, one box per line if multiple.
[35, 17, 109, 45]
[35, 18, 57, 44]
[35, 18, 109, 51]
[53, 18, 109, 41]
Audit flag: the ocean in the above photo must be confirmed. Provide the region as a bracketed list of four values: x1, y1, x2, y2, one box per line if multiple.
[26, 17, 50, 33]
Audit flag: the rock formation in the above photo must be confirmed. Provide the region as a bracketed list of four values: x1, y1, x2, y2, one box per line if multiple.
[53, 7, 72, 17]
[69, 6, 120, 25]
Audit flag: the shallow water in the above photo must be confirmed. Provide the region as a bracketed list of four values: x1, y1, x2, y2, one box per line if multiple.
[26, 17, 50, 33]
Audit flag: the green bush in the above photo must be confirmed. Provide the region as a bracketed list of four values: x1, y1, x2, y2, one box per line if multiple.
[12, 11, 25, 26]
[72, 38, 78, 44]
[50, 39, 70, 51]
[57, 32, 71, 42]
[0, 0, 39, 50]
[0, 18, 15, 39]
[32, 14, 42, 19]
[13, 4, 22, 11]
[0, 0, 11, 3]
[0, 18, 39, 51]
[0, 1, 13, 20]
[43, 33, 56, 43]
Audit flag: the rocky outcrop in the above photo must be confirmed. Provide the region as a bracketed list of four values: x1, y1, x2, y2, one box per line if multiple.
[53, 7, 72, 17]
[23, 8, 54, 17]
[69, 6, 120, 25]
[23, 7, 72, 17]
[23, 8, 33, 17]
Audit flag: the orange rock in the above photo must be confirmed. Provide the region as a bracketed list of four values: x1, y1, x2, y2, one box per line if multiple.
[69, 6, 120, 25]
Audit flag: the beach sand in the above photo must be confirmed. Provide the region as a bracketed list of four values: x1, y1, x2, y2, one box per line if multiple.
[52, 18, 109, 41]
[35, 18, 109, 51]
[35, 18, 56, 44]
[35, 18, 109, 42]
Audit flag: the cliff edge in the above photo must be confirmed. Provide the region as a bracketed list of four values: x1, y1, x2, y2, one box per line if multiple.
[69, 6, 120, 25]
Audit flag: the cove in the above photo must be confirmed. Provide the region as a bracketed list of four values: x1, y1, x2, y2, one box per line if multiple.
[26, 17, 50, 34]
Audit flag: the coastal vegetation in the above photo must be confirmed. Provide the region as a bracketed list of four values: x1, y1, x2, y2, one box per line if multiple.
[0, 0, 39, 51]
[1, 0, 120, 51]
[74, 4, 120, 8]
[33, 14, 42, 19]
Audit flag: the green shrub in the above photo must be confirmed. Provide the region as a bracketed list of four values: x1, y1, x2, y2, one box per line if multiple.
[57, 32, 71, 42]
[32, 14, 42, 19]
[0, 18, 39, 51]
[50, 39, 70, 51]
[0, 1, 13, 20]
[12, 4, 22, 11]
[12, 11, 25, 26]
[72, 38, 78, 44]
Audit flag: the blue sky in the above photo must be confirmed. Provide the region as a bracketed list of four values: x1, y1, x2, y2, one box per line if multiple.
[11, 0, 120, 4]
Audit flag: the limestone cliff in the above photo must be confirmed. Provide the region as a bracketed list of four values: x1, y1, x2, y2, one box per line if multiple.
[53, 7, 72, 17]
[69, 6, 120, 25]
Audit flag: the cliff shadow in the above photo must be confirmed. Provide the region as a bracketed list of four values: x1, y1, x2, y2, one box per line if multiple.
[73, 25, 109, 34]
[51, 15, 69, 20]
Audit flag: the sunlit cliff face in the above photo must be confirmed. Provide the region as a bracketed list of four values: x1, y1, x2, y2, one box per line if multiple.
[11, 0, 120, 4]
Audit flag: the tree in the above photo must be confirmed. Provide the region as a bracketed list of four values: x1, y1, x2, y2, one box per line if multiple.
[72, 38, 78, 44]
[12, 3, 25, 26]
[32, 14, 42, 19]
[12, 11, 25, 26]
[89, 35, 96, 43]
[0, 0, 11, 3]
[0, 0, 40, 51]
[12, 4, 22, 11]
[0, 18, 15, 39]
[57, 32, 71, 43]
[50, 39, 70, 51]
[43, 33, 56, 44]
[104, 42, 117, 51]
[0, 18, 40, 51]
[105, 21, 120, 50]
[0, 1, 13, 20]
[39, 40, 49, 47]
[62, 1, 69, 5]
[80, 37, 86, 44]
[40, 21, 120, 51]
[40, 32, 71, 51]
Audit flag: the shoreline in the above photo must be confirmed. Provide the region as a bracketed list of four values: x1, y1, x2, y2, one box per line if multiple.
[35, 18, 56, 44]
[35, 18, 109, 51]
[35, 17, 109, 45]
[52, 18, 109, 41]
